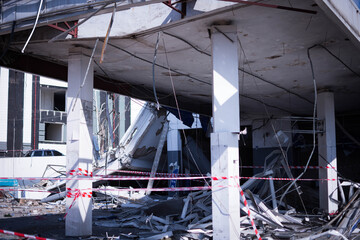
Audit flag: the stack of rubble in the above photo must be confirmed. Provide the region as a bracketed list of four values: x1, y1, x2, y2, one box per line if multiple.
[1, 180, 360, 239]
[90, 170, 360, 239]
[94, 190, 212, 239]
[0, 190, 65, 218]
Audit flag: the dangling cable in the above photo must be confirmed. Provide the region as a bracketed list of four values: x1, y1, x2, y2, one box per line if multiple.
[100, 2, 116, 63]
[162, 36, 241, 238]
[22, 0, 43, 53]
[237, 36, 308, 214]
[152, 32, 161, 110]
[278, 45, 318, 209]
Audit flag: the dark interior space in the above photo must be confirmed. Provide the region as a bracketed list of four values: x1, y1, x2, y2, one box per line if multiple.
[54, 91, 65, 112]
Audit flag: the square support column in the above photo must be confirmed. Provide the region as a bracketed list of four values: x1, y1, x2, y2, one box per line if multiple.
[317, 91, 338, 214]
[167, 114, 182, 191]
[66, 48, 94, 236]
[211, 25, 240, 240]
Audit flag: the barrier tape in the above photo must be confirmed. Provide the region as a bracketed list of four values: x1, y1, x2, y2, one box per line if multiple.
[0, 176, 205, 181]
[240, 165, 336, 169]
[92, 166, 335, 177]
[213, 176, 336, 181]
[0, 229, 54, 240]
[95, 169, 204, 177]
[66, 188, 92, 198]
[64, 189, 80, 219]
[329, 211, 338, 216]
[95, 186, 213, 192]
[69, 168, 93, 177]
[237, 184, 262, 240]
[0, 175, 336, 181]
[0, 186, 214, 194]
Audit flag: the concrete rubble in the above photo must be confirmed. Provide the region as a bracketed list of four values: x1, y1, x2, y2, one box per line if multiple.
[1, 175, 360, 239]
[88, 178, 360, 239]
[92, 189, 213, 240]
[0, 190, 65, 218]
[0, 104, 359, 239]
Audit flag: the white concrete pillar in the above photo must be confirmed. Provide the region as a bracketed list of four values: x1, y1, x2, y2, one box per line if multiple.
[211, 25, 240, 240]
[66, 48, 93, 236]
[23, 73, 33, 150]
[167, 114, 182, 190]
[317, 91, 338, 214]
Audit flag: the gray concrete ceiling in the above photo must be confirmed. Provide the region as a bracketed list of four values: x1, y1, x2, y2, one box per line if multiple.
[2, 0, 360, 118]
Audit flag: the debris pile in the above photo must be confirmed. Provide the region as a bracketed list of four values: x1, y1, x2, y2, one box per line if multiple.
[1, 179, 360, 239]
[94, 190, 212, 239]
[0, 190, 65, 218]
[234, 188, 360, 240]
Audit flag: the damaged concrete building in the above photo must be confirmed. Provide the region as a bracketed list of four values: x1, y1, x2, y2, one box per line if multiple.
[0, 0, 360, 239]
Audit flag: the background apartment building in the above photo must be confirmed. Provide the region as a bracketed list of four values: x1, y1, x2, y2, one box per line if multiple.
[0, 67, 137, 157]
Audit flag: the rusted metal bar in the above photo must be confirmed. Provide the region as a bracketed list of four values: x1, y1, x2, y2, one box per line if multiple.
[162, 1, 185, 17]
[47, 21, 78, 38]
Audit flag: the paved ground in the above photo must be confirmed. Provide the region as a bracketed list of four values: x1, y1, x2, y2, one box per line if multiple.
[0, 198, 141, 240]
[0, 210, 143, 240]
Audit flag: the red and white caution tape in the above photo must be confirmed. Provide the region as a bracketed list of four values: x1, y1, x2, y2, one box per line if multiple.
[0, 229, 54, 240]
[64, 188, 92, 219]
[0, 186, 214, 194]
[66, 188, 92, 198]
[69, 168, 93, 177]
[214, 176, 336, 181]
[65, 186, 214, 193]
[95, 166, 335, 177]
[94, 186, 213, 192]
[240, 165, 335, 169]
[237, 185, 262, 240]
[64, 189, 81, 219]
[93, 169, 204, 177]
[0, 175, 336, 182]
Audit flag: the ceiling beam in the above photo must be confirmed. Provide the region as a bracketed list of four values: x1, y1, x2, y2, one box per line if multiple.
[219, 0, 317, 14]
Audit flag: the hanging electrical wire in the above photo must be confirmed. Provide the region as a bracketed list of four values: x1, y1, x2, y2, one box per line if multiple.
[237, 35, 308, 214]
[100, 2, 116, 63]
[107, 42, 210, 85]
[162, 35, 207, 180]
[164, 31, 313, 105]
[278, 44, 318, 209]
[162, 34, 241, 239]
[314, 44, 360, 79]
[152, 32, 161, 110]
[21, 0, 43, 53]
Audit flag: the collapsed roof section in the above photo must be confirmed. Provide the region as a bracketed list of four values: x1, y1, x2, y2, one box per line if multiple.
[95, 103, 168, 174]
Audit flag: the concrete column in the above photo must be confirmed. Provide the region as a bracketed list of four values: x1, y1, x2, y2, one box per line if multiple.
[7, 70, 24, 157]
[211, 25, 240, 240]
[66, 48, 93, 236]
[0, 68, 9, 152]
[167, 114, 182, 191]
[317, 91, 338, 213]
[119, 95, 131, 139]
[23, 73, 33, 151]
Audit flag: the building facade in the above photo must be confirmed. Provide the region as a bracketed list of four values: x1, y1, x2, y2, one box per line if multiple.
[0, 67, 132, 157]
